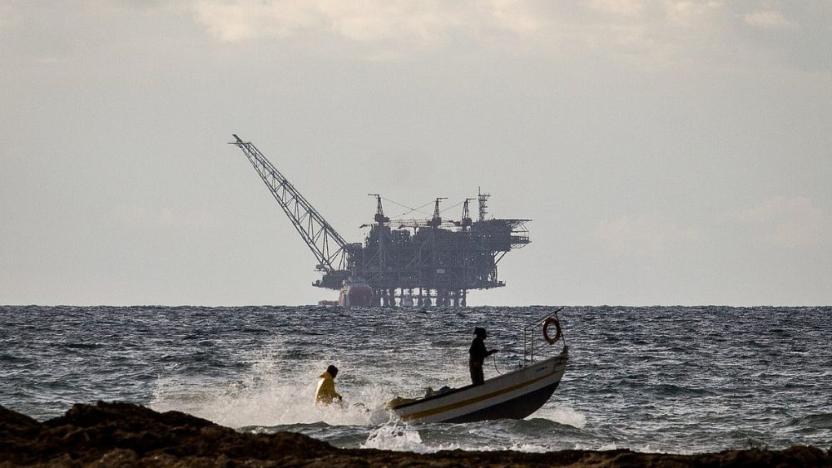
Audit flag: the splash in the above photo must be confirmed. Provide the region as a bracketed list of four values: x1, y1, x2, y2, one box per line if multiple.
[547, 405, 587, 429]
[149, 337, 394, 428]
[361, 421, 469, 453]
[507, 443, 549, 452]
[361, 422, 429, 452]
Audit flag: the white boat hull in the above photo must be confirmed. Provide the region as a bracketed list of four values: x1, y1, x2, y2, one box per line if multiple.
[391, 349, 568, 423]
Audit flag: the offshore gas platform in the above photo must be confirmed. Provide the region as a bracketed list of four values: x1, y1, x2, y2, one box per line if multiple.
[230, 135, 530, 307]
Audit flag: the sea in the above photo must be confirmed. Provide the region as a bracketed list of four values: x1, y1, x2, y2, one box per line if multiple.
[0, 305, 830, 454]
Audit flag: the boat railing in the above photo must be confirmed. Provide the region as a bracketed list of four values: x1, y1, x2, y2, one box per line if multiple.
[522, 307, 566, 365]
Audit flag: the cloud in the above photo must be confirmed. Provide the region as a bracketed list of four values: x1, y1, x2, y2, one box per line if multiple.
[185, 1, 808, 70]
[190, 0, 539, 46]
[743, 9, 796, 29]
[736, 196, 826, 249]
[3, 1, 825, 71]
[596, 214, 701, 257]
[664, 0, 723, 25]
[186, 0, 727, 67]
[0, 2, 820, 69]
[488, 0, 540, 34]
[589, 0, 645, 17]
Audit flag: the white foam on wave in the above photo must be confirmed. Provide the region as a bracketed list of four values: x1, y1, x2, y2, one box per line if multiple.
[362, 421, 517, 453]
[546, 405, 587, 428]
[361, 425, 553, 454]
[149, 337, 395, 428]
[574, 442, 679, 454]
[507, 443, 549, 452]
[361, 422, 436, 452]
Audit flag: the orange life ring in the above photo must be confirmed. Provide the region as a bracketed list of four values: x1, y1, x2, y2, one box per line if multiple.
[542, 317, 562, 345]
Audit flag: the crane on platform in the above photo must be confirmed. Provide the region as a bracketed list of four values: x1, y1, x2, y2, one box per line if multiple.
[230, 134, 355, 279]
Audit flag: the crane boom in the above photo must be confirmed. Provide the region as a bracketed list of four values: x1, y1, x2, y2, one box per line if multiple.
[230, 134, 349, 272]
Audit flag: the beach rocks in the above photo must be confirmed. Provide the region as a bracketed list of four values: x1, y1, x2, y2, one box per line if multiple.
[1, 402, 829, 467]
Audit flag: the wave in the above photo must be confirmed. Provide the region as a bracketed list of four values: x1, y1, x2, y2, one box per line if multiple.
[0, 353, 29, 363]
[64, 342, 104, 349]
[650, 383, 716, 397]
[788, 413, 832, 430]
[362, 422, 438, 452]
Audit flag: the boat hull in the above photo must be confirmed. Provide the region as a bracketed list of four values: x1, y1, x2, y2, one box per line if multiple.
[391, 349, 568, 423]
[444, 379, 561, 423]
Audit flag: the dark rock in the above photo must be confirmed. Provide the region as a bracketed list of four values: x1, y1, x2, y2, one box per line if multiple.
[0, 404, 42, 460]
[0, 402, 829, 467]
[0, 405, 41, 438]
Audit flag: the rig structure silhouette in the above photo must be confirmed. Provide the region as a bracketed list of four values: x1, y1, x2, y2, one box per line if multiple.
[231, 135, 530, 307]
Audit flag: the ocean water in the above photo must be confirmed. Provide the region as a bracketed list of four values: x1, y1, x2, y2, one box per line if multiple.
[0, 305, 830, 454]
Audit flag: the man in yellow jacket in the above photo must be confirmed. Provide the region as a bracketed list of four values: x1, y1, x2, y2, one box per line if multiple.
[315, 365, 343, 405]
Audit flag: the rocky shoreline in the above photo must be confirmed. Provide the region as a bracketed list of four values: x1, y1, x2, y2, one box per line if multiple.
[1, 402, 829, 467]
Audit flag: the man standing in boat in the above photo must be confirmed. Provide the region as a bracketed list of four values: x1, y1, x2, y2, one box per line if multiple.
[469, 327, 498, 385]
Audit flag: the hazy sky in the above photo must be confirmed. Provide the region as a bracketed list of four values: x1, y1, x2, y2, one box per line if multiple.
[1, 1, 830, 306]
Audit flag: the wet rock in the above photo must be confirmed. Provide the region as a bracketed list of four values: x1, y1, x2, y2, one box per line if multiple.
[0, 402, 829, 467]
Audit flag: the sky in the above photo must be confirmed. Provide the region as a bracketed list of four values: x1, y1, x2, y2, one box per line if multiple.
[0, 0, 830, 306]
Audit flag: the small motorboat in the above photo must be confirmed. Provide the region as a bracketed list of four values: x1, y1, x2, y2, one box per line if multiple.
[389, 312, 568, 423]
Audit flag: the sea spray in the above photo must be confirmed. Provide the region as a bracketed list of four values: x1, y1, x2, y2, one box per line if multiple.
[150, 336, 395, 427]
[362, 422, 430, 452]
[541, 405, 587, 429]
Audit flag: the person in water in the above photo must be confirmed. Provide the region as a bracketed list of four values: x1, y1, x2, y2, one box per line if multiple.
[315, 364, 343, 405]
[469, 327, 498, 385]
